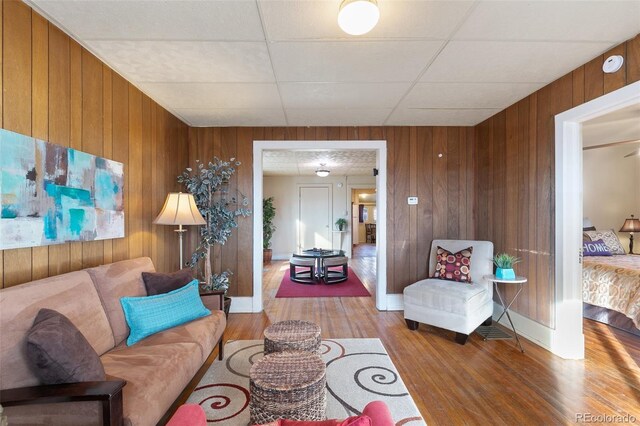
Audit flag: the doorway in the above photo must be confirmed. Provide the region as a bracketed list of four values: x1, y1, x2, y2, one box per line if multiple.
[554, 80, 640, 359]
[253, 140, 388, 312]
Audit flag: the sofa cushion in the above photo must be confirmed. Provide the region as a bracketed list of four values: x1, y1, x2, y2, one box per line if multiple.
[26, 308, 106, 384]
[87, 257, 155, 346]
[101, 311, 225, 426]
[403, 278, 490, 316]
[433, 246, 473, 283]
[142, 269, 194, 296]
[120, 280, 210, 346]
[0, 271, 114, 389]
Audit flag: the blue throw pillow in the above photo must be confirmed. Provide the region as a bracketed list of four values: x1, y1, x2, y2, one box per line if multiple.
[120, 280, 210, 346]
[583, 239, 613, 256]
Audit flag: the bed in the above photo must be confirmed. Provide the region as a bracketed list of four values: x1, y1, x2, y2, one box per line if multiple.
[582, 254, 640, 334]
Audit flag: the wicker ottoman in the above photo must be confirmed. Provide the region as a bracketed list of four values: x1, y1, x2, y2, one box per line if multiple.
[264, 320, 321, 355]
[249, 351, 326, 424]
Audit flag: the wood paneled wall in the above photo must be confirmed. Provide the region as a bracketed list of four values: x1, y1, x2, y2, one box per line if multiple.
[475, 34, 640, 328]
[0, 0, 189, 288]
[188, 126, 476, 297]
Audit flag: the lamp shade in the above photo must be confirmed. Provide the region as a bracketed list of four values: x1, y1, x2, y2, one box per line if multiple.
[154, 193, 205, 226]
[619, 214, 640, 232]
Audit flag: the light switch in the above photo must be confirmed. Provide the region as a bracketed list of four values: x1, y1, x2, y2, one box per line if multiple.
[408, 197, 418, 205]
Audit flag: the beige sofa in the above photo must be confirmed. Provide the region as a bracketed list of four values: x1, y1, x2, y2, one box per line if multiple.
[0, 257, 226, 426]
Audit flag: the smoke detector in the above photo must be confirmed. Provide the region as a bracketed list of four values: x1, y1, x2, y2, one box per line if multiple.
[603, 55, 624, 73]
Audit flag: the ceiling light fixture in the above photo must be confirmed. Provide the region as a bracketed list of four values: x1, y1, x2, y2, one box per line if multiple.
[315, 164, 330, 177]
[338, 0, 380, 36]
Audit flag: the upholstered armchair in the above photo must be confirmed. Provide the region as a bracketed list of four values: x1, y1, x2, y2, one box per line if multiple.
[403, 239, 494, 345]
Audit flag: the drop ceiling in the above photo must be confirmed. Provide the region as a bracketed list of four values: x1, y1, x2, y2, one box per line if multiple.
[263, 150, 376, 176]
[26, 0, 640, 127]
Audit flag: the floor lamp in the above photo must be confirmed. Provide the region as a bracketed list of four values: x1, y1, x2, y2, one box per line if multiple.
[154, 192, 205, 269]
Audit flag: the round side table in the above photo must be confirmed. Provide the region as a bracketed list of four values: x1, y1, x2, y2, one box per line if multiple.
[481, 275, 528, 353]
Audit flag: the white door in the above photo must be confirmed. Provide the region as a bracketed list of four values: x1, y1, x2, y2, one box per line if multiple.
[298, 186, 331, 250]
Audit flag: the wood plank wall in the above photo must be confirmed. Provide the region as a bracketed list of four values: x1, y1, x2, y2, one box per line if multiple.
[188, 126, 476, 297]
[0, 0, 189, 288]
[475, 34, 640, 328]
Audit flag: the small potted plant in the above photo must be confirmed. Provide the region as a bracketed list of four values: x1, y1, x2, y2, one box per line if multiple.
[493, 253, 521, 280]
[335, 218, 348, 231]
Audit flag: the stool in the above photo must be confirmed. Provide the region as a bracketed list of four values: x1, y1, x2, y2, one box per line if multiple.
[289, 256, 317, 284]
[249, 351, 326, 424]
[322, 256, 348, 284]
[264, 320, 321, 355]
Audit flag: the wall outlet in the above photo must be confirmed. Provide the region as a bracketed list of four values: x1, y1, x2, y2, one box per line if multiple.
[408, 196, 418, 205]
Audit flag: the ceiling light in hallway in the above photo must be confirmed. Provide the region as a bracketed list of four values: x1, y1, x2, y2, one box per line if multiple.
[338, 0, 380, 36]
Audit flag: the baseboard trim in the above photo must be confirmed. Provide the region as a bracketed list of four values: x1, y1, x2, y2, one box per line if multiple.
[386, 294, 403, 311]
[229, 297, 254, 313]
[492, 302, 554, 353]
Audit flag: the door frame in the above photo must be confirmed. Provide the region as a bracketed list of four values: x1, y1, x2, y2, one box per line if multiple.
[253, 140, 388, 312]
[346, 184, 377, 257]
[297, 184, 333, 251]
[553, 80, 640, 359]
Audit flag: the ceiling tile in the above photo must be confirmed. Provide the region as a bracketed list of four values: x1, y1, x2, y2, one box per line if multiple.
[271, 41, 444, 83]
[31, 0, 265, 41]
[259, 0, 474, 40]
[138, 83, 282, 109]
[421, 40, 614, 83]
[401, 82, 545, 109]
[280, 83, 410, 109]
[286, 108, 393, 126]
[455, 1, 640, 42]
[176, 109, 287, 127]
[90, 41, 275, 83]
[386, 108, 500, 126]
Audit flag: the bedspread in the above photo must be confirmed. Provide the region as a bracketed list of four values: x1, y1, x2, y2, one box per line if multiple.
[582, 255, 640, 328]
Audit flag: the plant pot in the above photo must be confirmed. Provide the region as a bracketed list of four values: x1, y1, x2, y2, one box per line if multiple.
[223, 296, 231, 319]
[496, 268, 516, 280]
[263, 249, 273, 264]
[338, 225, 344, 231]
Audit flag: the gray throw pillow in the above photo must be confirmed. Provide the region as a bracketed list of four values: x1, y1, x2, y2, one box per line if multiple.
[26, 308, 106, 384]
[142, 269, 194, 296]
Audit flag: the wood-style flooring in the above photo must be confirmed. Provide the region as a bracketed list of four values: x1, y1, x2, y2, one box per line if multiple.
[188, 246, 640, 425]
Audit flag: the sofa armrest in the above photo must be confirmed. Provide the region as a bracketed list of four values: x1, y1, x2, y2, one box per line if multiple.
[200, 290, 225, 311]
[1, 380, 126, 426]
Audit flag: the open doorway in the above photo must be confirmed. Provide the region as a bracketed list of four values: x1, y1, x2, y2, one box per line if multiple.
[351, 188, 377, 259]
[253, 140, 388, 312]
[554, 80, 640, 359]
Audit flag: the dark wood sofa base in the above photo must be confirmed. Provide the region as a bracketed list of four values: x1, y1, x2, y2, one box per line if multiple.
[0, 380, 126, 426]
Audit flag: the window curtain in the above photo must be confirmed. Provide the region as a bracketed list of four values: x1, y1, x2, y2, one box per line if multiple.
[358, 204, 364, 223]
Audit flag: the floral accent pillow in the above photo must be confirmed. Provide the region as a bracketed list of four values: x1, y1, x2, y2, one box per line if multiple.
[433, 246, 473, 283]
[583, 229, 626, 255]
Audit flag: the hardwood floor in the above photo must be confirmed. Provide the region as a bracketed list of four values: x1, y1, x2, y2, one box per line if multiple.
[194, 255, 640, 425]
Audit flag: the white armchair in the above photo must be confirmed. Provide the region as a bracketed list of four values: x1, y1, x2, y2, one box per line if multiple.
[403, 239, 494, 345]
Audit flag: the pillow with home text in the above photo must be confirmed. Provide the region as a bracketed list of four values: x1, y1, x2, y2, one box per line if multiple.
[582, 239, 612, 256]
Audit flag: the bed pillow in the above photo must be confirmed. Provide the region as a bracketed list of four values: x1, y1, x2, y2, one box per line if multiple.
[583, 229, 626, 255]
[582, 239, 613, 256]
[142, 269, 195, 296]
[120, 280, 210, 346]
[433, 246, 473, 283]
[26, 308, 106, 384]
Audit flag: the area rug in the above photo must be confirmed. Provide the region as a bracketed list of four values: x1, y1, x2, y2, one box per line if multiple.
[275, 267, 370, 298]
[186, 338, 425, 425]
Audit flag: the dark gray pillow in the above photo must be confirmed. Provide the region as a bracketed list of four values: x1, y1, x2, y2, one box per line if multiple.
[26, 308, 106, 384]
[142, 269, 194, 296]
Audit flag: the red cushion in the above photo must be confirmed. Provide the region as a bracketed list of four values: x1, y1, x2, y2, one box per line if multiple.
[166, 404, 206, 426]
[363, 401, 394, 426]
[433, 245, 473, 283]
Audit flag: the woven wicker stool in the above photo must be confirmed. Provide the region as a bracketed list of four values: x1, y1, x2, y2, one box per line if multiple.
[264, 320, 321, 355]
[249, 351, 326, 424]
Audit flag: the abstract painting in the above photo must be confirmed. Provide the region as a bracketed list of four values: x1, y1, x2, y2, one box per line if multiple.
[0, 129, 124, 249]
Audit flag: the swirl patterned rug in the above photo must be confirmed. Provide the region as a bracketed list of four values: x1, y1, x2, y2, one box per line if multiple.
[186, 338, 426, 425]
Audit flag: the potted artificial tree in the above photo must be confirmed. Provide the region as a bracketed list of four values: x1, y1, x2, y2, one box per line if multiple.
[263, 197, 276, 264]
[493, 253, 521, 280]
[335, 218, 348, 231]
[178, 157, 252, 315]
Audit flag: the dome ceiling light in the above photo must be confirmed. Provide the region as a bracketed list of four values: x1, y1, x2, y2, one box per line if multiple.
[315, 163, 330, 177]
[338, 0, 380, 36]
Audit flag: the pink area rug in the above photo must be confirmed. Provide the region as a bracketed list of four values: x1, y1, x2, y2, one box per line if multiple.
[275, 267, 371, 298]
